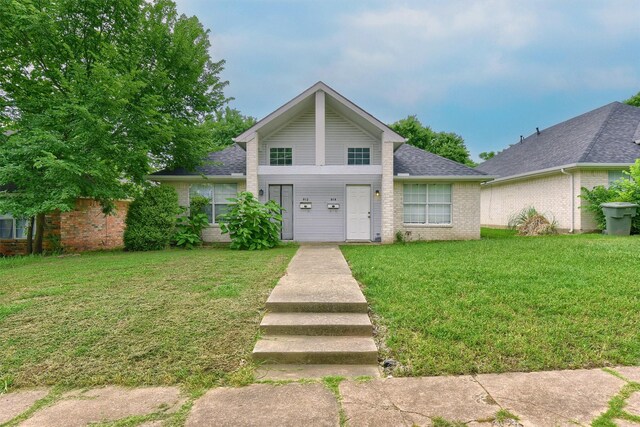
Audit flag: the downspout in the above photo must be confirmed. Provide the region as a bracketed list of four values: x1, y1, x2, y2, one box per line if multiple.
[560, 168, 574, 233]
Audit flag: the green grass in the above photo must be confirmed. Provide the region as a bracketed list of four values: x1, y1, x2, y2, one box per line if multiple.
[341, 230, 640, 376]
[0, 246, 297, 391]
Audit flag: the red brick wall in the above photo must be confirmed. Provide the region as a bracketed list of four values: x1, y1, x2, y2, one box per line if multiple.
[0, 199, 129, 256]
[59, 199, 129, 252]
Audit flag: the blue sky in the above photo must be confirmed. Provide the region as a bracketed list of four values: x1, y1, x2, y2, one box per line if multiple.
[175, 0, 640, 161]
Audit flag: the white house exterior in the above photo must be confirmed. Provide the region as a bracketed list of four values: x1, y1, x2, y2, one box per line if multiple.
[152, 82, 492, 243]
[477, 102, 640, 232]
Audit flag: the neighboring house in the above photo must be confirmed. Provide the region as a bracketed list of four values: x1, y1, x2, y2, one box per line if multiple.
[0, 198, 129, 256]
[476, 102, 640, 232]
[152, 82, 491, 243]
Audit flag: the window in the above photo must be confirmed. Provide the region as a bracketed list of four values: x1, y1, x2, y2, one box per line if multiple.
[189, 183, 238, 223]
[270, 147, 292, 166]
[347, 147, 370, 165]
[608, 170, 630, 186]
[403, 184, 452, 225]
[0, 215, 28, 239]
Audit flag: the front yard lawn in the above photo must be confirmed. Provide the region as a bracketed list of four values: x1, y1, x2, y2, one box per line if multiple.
[341, 230, 640, 376]
[0, 246, 297, 391]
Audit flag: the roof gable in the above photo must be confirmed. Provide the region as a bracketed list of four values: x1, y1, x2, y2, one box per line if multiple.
[234, 81, 405, 144]
[476, 102, 640, 178]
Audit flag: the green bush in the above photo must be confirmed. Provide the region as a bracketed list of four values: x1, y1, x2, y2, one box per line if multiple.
[218, 191, 282, 250]
[581, 160, 640, 234]
[124, 186, 181, 251]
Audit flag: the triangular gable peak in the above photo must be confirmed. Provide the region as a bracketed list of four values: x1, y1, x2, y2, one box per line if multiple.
[233, 81, 406, 146]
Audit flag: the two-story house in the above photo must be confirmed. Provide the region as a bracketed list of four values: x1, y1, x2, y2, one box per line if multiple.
[151, 82, 492, 243]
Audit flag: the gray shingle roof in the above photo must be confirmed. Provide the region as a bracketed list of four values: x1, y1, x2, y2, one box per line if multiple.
[152, 144, 246, 176]
[476, 102, 640, 178]
[394, 144, 487, 176]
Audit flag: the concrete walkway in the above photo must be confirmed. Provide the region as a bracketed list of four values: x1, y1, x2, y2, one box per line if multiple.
[252, 244, 380, 380]
[2, 366, 639, 426]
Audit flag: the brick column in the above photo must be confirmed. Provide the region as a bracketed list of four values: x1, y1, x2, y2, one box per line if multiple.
[381, 141, 395, 243]
[246, 135, 259, 196]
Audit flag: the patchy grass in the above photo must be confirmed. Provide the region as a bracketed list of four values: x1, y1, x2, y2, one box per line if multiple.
[341, 230, 640, 376]
[0, 246, 297, 391]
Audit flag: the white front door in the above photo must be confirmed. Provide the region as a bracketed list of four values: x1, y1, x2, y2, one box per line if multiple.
[346, 185, 371, 241]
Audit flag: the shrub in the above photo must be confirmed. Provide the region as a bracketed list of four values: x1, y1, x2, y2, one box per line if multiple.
[218, 191, 282, 250]
[124, 186, 181, 251]
[174, 213, 209, 249]
[508, 207, 558, 236]
[581, 159, 640, 234]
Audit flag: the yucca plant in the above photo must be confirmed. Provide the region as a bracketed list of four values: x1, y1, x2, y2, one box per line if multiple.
[508, 207, 558, 236]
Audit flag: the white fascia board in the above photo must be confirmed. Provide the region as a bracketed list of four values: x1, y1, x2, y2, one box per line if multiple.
[394, 175, 495, 182]
[258, 165, 383, 175]
[148, 175, 246, 182]
[483, 162, 635, 185]
[234, 81, 406, 144]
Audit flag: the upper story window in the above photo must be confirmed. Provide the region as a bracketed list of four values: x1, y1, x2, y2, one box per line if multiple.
[608, 170, 630, 186]
[189, 183, 238, 224]
[347, 147, 370, 165]
[403, 184, 452, 225]
[0, 215, 28, 239]
[270, 148, 292, 166]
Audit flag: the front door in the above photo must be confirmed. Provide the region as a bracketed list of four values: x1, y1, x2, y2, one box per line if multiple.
[346, 185, 371, 241]
[269, 185, 294, 240]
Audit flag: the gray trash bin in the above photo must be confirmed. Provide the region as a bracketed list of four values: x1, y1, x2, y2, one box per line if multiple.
[600, 202, 638, 235]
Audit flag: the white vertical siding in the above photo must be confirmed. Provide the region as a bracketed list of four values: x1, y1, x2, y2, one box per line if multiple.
[326, 108, 381, 165]
[259, 110, 316, 165]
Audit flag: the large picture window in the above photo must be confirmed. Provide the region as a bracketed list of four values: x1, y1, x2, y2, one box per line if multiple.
[608, 170, 630, 186]
[403, 184, 452, 225]
[270, 147, 292, 166]
[0, 215, 28, 239]
[347, 147, 370, 165]
[189, 184, 238, 223]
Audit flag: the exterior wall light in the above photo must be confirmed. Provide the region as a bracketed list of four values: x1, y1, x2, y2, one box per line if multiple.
[375, 190, 380, 197]
[259, 189, 264, 196]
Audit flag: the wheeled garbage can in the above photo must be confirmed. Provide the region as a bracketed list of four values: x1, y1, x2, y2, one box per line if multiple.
[600, 202, 638, 235]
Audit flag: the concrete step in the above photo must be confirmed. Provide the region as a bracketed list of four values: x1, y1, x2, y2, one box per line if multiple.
[253, 335, 378, 365]
[260, 312, 373, 336]
[266, 274, 368, 313]
[256, 364, 381, 381]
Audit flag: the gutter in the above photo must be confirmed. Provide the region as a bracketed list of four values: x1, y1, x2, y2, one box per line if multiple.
[482, 162, 635, 185]
[394, 175, 496, 182]
[560, 168, 574, 233]
[147, 174, 246, 182]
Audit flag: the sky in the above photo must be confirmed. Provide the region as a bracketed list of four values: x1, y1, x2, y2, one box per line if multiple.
[174, 0, 640, 161]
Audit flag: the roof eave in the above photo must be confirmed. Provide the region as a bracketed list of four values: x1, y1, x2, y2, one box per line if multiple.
[394, 175, 495, 182]
[148, 174, 246, 182]
[483, 162, 635, 185]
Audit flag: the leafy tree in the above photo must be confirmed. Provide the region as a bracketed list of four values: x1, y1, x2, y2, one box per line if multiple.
[211, 107, 256, 149]
[389, 115, 473, 165]
[625, 91, 640, 107]
[479, 151, 496, 161]
[0, 0, 228, 253]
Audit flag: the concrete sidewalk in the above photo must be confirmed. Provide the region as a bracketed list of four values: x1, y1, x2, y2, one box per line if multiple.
[2, 366, 639, 426]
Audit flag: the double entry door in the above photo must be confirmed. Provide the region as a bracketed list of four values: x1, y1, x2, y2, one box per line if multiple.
[269, 185, 294, 240]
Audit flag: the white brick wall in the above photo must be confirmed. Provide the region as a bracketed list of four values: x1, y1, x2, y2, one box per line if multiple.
[480, 169, 609, 232]
[381, 142, 395, 243]
[246, 136, 258, 196]
[161, 180, 246, 243]
[394, 181, 481, 241]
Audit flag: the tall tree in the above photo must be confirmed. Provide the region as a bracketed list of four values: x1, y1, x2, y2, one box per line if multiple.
[389, 115, 473, 165]
[211, 107, 256, 149]
[479, 151, 496, 161]
[625, 91, 640, 107]
[0, 0, 229, 252]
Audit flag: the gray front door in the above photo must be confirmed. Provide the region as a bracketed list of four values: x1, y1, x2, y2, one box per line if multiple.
[269, 185, 294, 240]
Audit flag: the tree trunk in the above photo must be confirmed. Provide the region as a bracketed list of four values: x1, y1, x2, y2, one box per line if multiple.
[26, 217, 35, 254]
[34, 213, 45, 254]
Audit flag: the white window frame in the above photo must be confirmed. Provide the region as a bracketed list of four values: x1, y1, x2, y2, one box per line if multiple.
[608, 170, 631, 186]
[0, 215, 28, 239]
[269, 147, 293, 166]
[347, 147, 371, 165]
[403, 184, 453, 225]
[188, 183, 238, 225]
